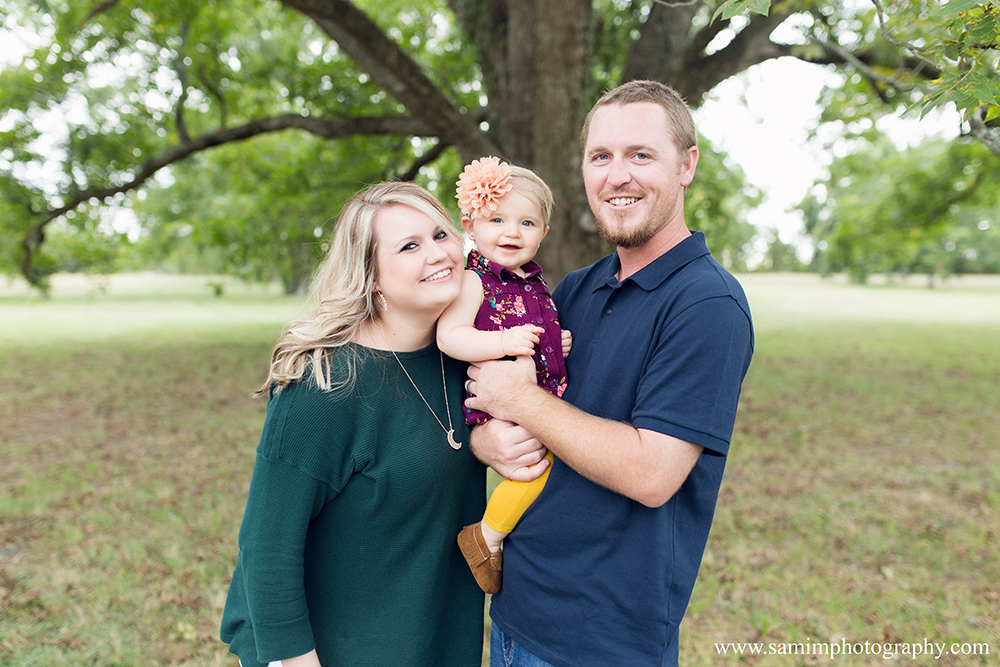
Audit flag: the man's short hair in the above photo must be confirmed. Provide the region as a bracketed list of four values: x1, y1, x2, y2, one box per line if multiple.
[580, 80, 697, 156]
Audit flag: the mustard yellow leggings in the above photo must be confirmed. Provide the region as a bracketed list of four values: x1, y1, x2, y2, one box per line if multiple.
[483, 452, 555, 534]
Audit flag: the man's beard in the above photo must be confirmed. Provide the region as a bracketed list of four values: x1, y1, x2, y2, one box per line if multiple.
[595, 208, 667, 248]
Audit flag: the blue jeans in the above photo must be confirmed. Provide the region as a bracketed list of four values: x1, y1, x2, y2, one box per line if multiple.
[490, 623, 556, 667]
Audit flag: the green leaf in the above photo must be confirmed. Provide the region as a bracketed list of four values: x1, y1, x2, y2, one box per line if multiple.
[932, 41, 964, 61]
[903, 89, 945, 119]
[965, 10, 1000, 43]
[914, 91, 949, 120]
[967, 72, 1000, 106]
[942, 0, 986, 19]
[712, 0, 771, 23]
[921, 100, 948, 120]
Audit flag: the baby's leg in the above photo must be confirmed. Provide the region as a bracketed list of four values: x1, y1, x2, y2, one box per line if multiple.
[482, 451, 555, 543]
[479, 522, 507, 554]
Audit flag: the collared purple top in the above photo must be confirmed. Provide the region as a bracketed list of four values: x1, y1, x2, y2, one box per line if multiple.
[464, 248, 568, 425]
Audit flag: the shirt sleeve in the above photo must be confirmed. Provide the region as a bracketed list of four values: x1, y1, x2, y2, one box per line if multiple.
[631, 295, 753, 456]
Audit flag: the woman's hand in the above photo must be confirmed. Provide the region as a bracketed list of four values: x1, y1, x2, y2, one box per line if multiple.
[281, 649, 322, 667]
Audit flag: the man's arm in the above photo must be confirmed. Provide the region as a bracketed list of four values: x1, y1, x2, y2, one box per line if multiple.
[466, 357, 702, 508]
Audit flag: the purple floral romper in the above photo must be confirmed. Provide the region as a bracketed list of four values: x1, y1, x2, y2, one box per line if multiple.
[464, 248, 568, 425]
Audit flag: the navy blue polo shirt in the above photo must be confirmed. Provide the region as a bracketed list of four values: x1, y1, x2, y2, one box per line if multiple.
[489, 232, 754, 667]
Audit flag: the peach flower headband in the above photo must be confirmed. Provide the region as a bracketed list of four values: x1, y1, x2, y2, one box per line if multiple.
[456, 156, 513, 220]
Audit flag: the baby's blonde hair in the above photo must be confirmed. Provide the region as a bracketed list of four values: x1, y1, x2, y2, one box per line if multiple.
[506, 165, 554, 228]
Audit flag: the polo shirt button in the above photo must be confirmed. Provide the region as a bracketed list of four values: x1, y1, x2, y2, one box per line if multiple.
[535, 317, 543, 324]
[605, 308, 613, 315]
[545, 346, 553, 353]
[524, 285, 533, 291]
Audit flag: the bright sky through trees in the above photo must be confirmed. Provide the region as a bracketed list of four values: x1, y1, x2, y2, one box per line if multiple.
[696, 57, 963, 262]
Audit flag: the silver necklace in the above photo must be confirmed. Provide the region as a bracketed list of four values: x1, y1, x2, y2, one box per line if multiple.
[386, 344, 462, 450]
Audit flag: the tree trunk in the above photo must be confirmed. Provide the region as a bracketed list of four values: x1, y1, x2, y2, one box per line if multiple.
[453, 0, 605, 285]
[450, 0, 800, 284]
[513, 0, 603, 285]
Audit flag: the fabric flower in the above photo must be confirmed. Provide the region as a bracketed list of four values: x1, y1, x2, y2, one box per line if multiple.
[456, 156, 514, 219]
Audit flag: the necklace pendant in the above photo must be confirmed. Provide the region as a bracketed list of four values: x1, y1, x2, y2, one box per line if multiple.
[384, 342, 460, 452]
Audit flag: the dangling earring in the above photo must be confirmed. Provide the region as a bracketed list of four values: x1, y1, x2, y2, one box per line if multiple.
[376, 290, 388, 312]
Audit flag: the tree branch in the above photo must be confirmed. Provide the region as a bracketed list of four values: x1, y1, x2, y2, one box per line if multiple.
[197, 60, 230, 128]
[791, 44, 942, 79]
[81, 0, 119, 26]
[684, 15, 736, 70]
[622, 0, 702, 86]
[968, 106, 1000, 159]
[18, 113, 439, 290]
[672, 8, 797, 102]
[279, 0, 499, 160]
[54, 114, 437, 216]
[174, 22, 192, 144]
[815, 32, 918, 92]
[870, 0, 940, 73]
[399, 140, 450, 181]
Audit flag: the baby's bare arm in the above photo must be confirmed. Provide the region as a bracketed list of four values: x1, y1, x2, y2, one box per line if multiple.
[437, 272, 543, 361]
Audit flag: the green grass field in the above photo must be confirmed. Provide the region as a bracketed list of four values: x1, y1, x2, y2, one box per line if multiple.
[1, 272, 998, 666]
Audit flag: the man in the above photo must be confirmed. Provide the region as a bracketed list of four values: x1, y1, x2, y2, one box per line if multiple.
[466, 80, 754, 667]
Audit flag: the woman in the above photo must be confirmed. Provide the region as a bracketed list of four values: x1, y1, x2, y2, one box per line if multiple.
[220, 182, 486, 667]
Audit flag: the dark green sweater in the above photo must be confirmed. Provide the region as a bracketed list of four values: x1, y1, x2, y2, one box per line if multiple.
[220, 344, 485, 666]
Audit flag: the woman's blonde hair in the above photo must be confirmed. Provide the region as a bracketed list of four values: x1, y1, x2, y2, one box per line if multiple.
[254, 181, 462, 397]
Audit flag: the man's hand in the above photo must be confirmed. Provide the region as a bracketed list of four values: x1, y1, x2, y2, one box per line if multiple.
[502, 324, 545, 357]
[469, 418, 549, 482]
[465, 355, 537, 421]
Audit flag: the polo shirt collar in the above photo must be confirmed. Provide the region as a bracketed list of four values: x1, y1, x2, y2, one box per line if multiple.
[596, 231, 711, 292]
[468, 248, 544, 281]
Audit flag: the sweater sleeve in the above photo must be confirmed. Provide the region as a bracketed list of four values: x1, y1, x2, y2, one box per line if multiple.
[235, 380, 348, 663]
[236, 455, 330, 663]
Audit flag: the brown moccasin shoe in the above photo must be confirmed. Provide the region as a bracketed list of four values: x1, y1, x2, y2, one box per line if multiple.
[457, 522, 502, 594]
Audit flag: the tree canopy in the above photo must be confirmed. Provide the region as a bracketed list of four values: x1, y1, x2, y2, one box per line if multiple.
[1, 0, 997, 293]
[799, 132, 1000, 283]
